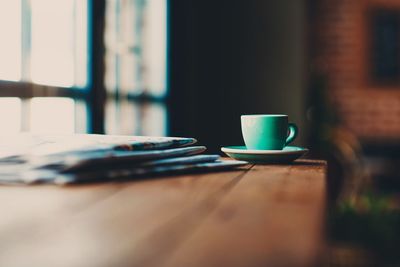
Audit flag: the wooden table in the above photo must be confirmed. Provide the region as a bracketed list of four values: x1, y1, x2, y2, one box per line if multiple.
[0, 159, 326, 267]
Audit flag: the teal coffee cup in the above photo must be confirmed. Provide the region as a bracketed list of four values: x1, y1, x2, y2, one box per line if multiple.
[241, 114, 298, 150]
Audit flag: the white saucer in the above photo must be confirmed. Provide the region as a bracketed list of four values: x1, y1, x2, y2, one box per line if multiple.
[221, 146, 309, 164]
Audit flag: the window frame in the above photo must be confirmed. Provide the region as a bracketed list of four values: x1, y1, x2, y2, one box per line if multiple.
[102, 0, 170, 136]
[0, 0, 170, 135]
[0, 0, 106, 134]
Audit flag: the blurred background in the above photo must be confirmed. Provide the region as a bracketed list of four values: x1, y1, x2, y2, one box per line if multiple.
[0, 0, 399, 265]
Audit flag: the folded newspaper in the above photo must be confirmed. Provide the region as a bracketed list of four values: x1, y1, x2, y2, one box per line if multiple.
[0, 134, 247, 184]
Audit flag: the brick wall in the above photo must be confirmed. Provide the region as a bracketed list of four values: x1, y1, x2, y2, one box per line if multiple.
[312, 0, 400, 142]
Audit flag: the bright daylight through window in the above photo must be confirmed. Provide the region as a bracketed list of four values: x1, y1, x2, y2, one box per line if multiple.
[0, 0, 88, 134]
[0, 0, 167, 136]
[105, 0, 168, 136]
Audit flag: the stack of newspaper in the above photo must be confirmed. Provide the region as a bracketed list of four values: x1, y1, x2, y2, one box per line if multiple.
[0, 134, 246, 185]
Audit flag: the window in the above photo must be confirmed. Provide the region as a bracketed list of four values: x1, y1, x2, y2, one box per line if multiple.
[370, 9, 400, 84]
[0, 0, 89, 134]
[0, 0, 168, 136]
[0, 0, 88, 86]
[104, 0, 168, 136]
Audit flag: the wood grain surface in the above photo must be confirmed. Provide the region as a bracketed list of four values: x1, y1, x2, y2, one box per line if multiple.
[0, 159, 326, 267]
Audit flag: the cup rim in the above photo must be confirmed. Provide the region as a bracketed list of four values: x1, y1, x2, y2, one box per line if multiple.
[241, 114, 288, 118]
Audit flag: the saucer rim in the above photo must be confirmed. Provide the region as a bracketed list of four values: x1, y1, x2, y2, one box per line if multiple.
[221, 146, 309, 155]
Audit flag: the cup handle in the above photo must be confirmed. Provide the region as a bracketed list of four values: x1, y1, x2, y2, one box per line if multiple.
[285, 123, 298, 146]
